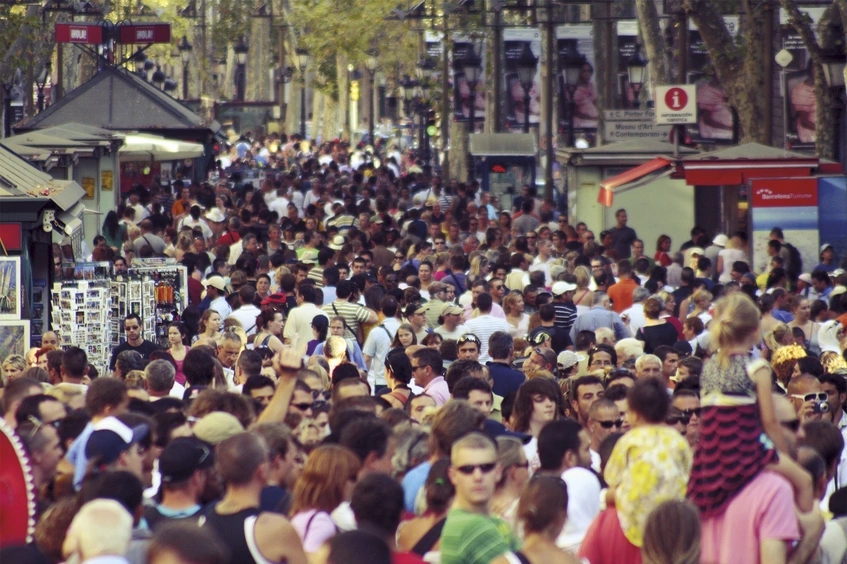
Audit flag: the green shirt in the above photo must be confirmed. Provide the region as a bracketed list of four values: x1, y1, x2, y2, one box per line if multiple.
[440, 508, 520, 564]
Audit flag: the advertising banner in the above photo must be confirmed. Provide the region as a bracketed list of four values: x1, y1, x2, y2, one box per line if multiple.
[503, 28, 542, 132]
[779, 7, 825, 151]
[452, 35, 486, 130]
[687, 17, 739, 144]
[556, 24, 597, 145]
[425, 31, 444, 84]
[616, 20, 640, 109]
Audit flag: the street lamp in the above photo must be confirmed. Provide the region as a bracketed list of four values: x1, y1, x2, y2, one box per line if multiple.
[234, 36, 249, 102]
[627, 45, 648, 108]
[561, 50, 586, 148]
[144, 59, 155, 82]
[296, 47, 310, 138]
[454, 44, 482, 181]
[365, 49, 378, 144]
[163, 77, 178, 94]
[177, 35, 193, 100]
[516, 43, 538, 133]
[152, 65, 166, 89]
[35, 63, 50, 112]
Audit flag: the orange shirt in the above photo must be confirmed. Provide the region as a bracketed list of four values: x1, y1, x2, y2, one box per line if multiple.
[607, 277, 639, 314]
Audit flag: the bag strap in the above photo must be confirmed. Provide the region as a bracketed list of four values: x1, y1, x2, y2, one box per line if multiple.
[411, 517, 446, 555]
[449, 272, 464, 294]
[332, 303, 356, 339]
[380, 323, 393, 340]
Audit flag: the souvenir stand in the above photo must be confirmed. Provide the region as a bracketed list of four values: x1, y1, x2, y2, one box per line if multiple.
[50, 263, 114, 376]
[111, 259, 189, 349]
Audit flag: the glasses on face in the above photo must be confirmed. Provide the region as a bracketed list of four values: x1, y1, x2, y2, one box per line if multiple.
[512, 460, 530, 469]
[310, 389, 325, 400]
[25, 416, 44, 441]
[458, 334, 481, 346]
[492, 285, 504, 291]
[790, 392, 828, 403]
[666, 413, 691, 426]
[455, 462, 497, 475]
[527, 235, 537, 240]
[596, 419, 624, 429]
[681, 408, 701, 419]
[291, 402, 314, 411]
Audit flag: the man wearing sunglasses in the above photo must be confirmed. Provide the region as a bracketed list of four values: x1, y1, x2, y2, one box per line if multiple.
[788, 374, 827, 424]
[586, 399, 622, 473]
[442, 432, 520, 564]
[672, 388, 701, 447]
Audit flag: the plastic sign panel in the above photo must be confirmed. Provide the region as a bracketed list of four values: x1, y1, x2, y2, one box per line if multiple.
[655, 85, 697, 125]
[55, 22, 171, 44]
[116, 24, 171, 44]
[55, 23, 104, 44]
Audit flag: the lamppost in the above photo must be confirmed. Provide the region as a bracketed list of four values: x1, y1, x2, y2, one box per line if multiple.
[178, 36, 193, 99]
[35, 62, 51, 112]
[516, 44, 538, 134]
[132, 48, 147, 78]
[164, 77, 178, 95]
[296, 47, 310, 139]
[365, 49, 378, 145]
[453, 44, 482, 182]
[821, 46, 847, 163]
[560, 50, 586, 148]
[416, 57, 435, 173]
[627, 45, 648, 109]
[234, 37, 249, 102]
[152, 65, 166, 89]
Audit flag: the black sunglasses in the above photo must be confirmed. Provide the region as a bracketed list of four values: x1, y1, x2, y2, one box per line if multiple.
[666, 414, 691, 426]
[597, 419, 624, 429]
[455, 462, 497, 475]
[681, 408, 701, 418]
[291, 402, 314, 411]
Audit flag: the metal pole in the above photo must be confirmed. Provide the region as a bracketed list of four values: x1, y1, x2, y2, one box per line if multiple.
[763, 0, 773, 145]
[56, 44, 63, 102]
[278, 27, 286, 131]
[3, 85, 12, 138]
[568, 97, 575, 148]
[524, 91, 531, 133]
[468, 82, 476, 182]
[441, 13, 450, 176]
[236, 64, 245, 101]
[183, 63, 189, 99]
[492, 9, 502, 132]
[300, 84, 307, 137]
[369, 72, 375, 144]
[543, 0, 554, 203]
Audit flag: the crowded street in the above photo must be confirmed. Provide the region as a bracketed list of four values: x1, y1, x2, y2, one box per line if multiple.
[2, 2, 847, 563]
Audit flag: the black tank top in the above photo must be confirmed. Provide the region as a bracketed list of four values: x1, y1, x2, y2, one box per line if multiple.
[201, 507, 260, 564]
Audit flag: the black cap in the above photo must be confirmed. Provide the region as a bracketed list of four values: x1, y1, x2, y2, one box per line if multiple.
[159, 437, 214, 484]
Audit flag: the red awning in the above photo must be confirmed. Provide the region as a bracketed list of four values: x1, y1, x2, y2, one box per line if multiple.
[597, 157, 672, 207]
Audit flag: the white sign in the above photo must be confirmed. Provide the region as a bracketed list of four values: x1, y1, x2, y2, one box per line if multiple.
[655, 85, 697, 125]
[603, 110, 673, 141]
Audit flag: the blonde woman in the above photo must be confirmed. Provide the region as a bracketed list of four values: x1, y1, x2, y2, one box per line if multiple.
[467, 255, 490, 286]
[491, 436, 531, 530]
[503, 291, 530, 339]
[573, 265, 594, 313]
[687, 289, 714, 326]
[2, 354, 27, 385]
[324, 335, 350, 378]
[173, 231, 193, 261]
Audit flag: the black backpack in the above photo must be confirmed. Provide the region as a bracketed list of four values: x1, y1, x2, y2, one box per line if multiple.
[784, 243, 802, 280]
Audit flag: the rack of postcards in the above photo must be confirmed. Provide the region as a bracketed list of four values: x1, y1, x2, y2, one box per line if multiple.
[50, 265, 114, 377]
[110, 259, 188, 349]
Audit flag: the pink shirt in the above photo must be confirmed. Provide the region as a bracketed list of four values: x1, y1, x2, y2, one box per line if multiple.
[700, 471, 799, 564]
[423, 376, 450, 406]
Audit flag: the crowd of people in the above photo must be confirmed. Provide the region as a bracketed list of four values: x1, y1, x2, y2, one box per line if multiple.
[4, 132, 847, 564]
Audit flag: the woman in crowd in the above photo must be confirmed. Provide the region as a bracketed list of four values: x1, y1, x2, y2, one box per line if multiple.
[290, 444, 361, 553]
[757, 294, 780, 337]
[573, 266, 595, 313]
[390, 323, 417, 352]
[166, 322, 190, 385]
[788, 295, 821, 356]
[504, 291, 530, 339]
[517, 475, 582, 564]
[101, 211, 126, 252]
[307, 316, 329, 356]
[491, 436, 531, 530]
[716, 232, 748, 284]
[687, 289, 714, 326]
[255, 274, 273, 303]
[381, 349, 414, 409]
[655, 291, 684, 338]
[253, 306, 286, 353]
[641, 500, 700, 564]
[421, 333, 443, 350]
[193, 309, 222, 347]
[636, 297, 681, 355]
[654, 235, 672, 268]
[2, 354, 27, 384]
[512, 378, 563, 474]
[396, 458, 454, 557]
[467, 255, 490, 286]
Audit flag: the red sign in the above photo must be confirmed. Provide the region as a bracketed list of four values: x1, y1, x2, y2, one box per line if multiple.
[55, 23, 104, 44]
[0, 224, 22, 251]
[116, 23, 171, 44]
[664, 87, 688, 111]
[750, 178, 818, 208]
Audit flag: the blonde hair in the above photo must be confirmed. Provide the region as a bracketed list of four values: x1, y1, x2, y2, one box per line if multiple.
[324, 336, 349, 360]
[503, 291, 524, 317]
[764, 323, 792, 351]
[124, 370, 147, 390]
[771, 344, 807, 385]
[469, 255, 488, 278]
[822, 351, 847, 373]
[691, 289, 713, 305]
[495, 436, 526, 487]
[574, 265, 591, 289]
[708, 293, 760, 365]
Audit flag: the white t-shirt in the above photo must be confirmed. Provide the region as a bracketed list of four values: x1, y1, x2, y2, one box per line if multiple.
[434, 324, 469, 341]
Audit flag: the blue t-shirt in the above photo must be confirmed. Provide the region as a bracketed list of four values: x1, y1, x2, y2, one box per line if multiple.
[401, 461, 432, 513]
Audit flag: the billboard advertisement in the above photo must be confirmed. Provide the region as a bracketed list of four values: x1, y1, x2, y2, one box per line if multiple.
[617, 20, 640, 109]
[503, 28, 542, 132]
[452, 35, 486, 131]
[687, 17, 739, 144]
[556, 23, 597, 145]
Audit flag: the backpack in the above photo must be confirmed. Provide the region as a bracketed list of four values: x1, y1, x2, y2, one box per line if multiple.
[784, 243, 802, 280]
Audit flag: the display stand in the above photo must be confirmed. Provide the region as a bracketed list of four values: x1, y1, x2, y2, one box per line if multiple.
[50, 276, 113, 377]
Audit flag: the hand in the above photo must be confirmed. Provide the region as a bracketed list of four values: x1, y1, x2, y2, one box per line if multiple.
[798, 400, 822, 423]
[272, 348, 302, 378]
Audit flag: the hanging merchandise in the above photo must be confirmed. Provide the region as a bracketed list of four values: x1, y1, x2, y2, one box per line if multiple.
[50, 276, 114, 377]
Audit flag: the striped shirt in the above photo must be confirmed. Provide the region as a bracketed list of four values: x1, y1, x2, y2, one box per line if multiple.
[553, 302, 578, 335]
[322, 300, 372, 340]
[307, 266, 325, 287]
[464, 314, 511, 362]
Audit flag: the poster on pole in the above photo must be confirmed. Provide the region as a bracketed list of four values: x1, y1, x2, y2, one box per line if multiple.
[779, 7, 825, 152]
[556, 24, 597, 146]
[617, 20, 640, 109]
[687, 16, 739, 144]
[451, 35, 486, 131]
[425, 31, 444, 84]
[503, 28, 541, 132]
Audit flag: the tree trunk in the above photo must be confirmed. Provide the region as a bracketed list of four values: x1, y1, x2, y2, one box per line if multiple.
[336, 52, 350, 141]
[636, 0, 672, 85]
[449, 119, 469, 182]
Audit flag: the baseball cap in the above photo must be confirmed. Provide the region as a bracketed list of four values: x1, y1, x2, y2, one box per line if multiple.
[672, 340, 694, 356]
[441, 303, 464, 316]
[204, 276, 228, 293]
[405, 303, 426, 317]
[821, 243, 834, 254]
[370, 215, 384, 224]
[741, 272, 757, 283]
[557, 350, 583, 371]
[85, 416, 150, 465]
[529, 330, 552, 346]
[799, 273, 813, 285]
[831, 286, 847, 298]
[311, 315, 330, 328]
[159, 437, 215, 484]
[551, 281, 577, 295]
[192, 412, 244, 445]
[712, 234, 728, 246]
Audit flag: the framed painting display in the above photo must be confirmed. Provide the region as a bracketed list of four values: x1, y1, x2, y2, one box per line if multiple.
[0, 321, 30, 360]
[0, 257, 21, 320]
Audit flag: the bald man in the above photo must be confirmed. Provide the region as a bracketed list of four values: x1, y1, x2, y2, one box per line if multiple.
[41, 331, 59, 348]
[788, 374, 826, 425]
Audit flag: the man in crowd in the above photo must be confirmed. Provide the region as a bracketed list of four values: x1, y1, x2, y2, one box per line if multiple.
[110, 314, 160, 371]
